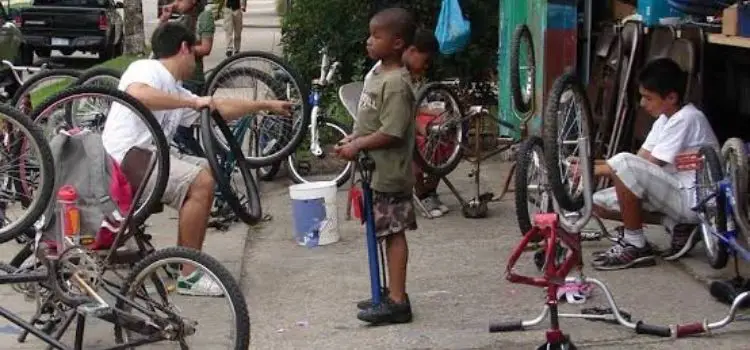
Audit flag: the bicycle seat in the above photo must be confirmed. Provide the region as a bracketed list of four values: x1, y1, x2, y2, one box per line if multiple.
[338, 81, 363, 121]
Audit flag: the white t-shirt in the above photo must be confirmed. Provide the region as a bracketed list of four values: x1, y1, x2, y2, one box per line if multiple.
[102, 59, 200, 163]
[641, 103, 719, 188]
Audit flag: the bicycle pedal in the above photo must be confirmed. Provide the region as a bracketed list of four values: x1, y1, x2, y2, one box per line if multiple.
[77, 303, 110, 318]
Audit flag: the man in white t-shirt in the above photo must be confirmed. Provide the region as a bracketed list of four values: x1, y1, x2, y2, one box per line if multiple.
[102, 23, 292, 296]
[590, 58, 719, 270]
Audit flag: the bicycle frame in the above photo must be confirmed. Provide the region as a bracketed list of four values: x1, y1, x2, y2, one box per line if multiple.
[0, 153, 184, 350]
[694, 178, 750, 262]
[307, 47, 340, 157]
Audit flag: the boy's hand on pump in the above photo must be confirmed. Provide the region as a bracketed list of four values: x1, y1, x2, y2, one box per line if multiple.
[335, 136, 359, 161]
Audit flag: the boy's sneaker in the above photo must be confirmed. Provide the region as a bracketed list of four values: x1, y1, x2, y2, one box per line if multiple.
[356, 290, 412, 310]
[357, 297, 413, 325]
[661, 224, 700, 261]
[592, 242, 657, 270]
[177, 271, 224, 297]
[431, 194, 449, 214]
[420, 196, 443, 218]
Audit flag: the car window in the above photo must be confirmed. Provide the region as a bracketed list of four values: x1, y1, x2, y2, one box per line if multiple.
[32, 0, 109, 7]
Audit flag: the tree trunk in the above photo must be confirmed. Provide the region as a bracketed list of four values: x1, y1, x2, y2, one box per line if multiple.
[123, 0, 146, 55]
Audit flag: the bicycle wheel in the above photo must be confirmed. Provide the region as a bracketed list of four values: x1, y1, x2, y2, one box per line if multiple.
[74, 67, 122, 88]
[0, 104, 54, 243]
[11, 69, 80, 115]
[206, 66, 285, 180]
[514, 136, 552, 238]
[287, 117, 353, 186]
[542, 72, 594, 212]
[412, 82, 465, 177]
[30, 86, 170, 225]
[696, 145, 728, 269]
[115, 247, 250, 349]
[206, 51, 310, 166]
[200, 109, 262, 225]
[510, 24, 536, 114]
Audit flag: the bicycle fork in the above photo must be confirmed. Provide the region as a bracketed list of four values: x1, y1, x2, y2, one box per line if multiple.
[308, 88, 324, 157]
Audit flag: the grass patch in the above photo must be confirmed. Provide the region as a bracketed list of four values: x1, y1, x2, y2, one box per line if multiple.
[29, 54, 142, 107]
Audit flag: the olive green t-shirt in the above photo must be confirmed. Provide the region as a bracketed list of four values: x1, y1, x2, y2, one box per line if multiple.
[177, 9, 215, 84]
[354, 67, 416, 194]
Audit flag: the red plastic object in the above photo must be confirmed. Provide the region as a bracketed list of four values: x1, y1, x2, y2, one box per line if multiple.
[675, 322, 706, 337]
[57, 185, 77, 202]
[675, 151, 702, 171]
[349, 186, 363, 221]
[57, 185, 80, 238]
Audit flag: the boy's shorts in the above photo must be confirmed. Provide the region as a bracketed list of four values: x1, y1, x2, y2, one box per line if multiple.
[414, 113, 455, 176]
[592, 152, 699, 224]
[373, 191, 418, 238]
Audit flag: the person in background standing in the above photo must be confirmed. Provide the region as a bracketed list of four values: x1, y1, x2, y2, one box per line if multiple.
[221, 0, 246, 57]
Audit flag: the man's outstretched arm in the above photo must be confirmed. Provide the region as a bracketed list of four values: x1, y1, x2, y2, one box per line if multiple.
[213, 98, 291, 120]
[127, 83, 202, 110]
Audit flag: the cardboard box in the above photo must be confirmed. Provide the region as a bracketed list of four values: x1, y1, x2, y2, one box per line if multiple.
[612, 0, 636, 20]
[723, 4, 739, 36]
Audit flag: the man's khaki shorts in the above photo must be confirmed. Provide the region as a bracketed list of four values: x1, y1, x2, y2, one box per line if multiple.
[144, 152, 209, 210]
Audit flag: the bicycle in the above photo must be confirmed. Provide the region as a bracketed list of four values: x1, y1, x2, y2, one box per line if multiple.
[285, 46, 353, 187]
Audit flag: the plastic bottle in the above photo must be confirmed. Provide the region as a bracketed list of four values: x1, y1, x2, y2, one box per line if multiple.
[57, 185, 81, 247]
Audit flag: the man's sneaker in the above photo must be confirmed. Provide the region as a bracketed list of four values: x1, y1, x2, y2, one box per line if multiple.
[661, 224, 700, 261]
[590, 226, 626, 257]
[357, 297, 413, 325]
[431, 194, 449, 214]
[225, 49, 233, 57]
[177, 271, 224, 297]
[421, 196, 443, 218]
[592, 242, 656, 270]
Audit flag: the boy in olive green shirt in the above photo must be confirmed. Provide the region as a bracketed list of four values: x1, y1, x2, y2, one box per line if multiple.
[335, 7, 417, 325]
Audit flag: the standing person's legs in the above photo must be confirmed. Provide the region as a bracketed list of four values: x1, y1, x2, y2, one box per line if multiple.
[223, 8, 235, 55]
[357, 191, 417, 324]
[232, 9, 243, 53]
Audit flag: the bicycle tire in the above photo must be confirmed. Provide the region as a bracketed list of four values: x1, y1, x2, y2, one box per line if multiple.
[115, 246, 250, 349]
[74, 67, 122, 87]
[206, 51, 310, 167]
[696, 145, 728, 269]
[510, 24, 536, 114]
[723, 138, 748, 225]
[514, 136, 552, 239]
[286, 117, 353, 187]
[542, 72, 594, 212]
[11, 69, 80, 113]
[412, 82, 465, 177]
[30, 86, 170, 226]
[201, 110, 262, 225]
[0, 104, 54, 244]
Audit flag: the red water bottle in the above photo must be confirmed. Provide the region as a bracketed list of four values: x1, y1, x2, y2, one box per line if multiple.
[57, 185, 80, 247]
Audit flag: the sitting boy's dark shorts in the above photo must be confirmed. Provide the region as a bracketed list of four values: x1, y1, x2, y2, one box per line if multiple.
[373, 191, 418, 238]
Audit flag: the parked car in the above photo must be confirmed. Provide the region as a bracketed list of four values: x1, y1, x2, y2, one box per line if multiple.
[16, 0, 123, 60]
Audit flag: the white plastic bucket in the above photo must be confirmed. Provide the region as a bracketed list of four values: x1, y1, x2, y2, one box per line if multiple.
[288, 181, 339, 246]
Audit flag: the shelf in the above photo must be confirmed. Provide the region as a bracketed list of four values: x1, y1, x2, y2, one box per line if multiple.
[708, 33, 750, 49]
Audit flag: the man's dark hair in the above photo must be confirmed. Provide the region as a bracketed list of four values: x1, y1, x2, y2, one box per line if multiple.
[412, 28, 438, 55]
[637, 58, 687, 102]
[151, 22, 196, 59]
[372, 7, 417, 47]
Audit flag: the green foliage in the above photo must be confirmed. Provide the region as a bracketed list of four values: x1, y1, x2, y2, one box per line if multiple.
[280, 0, 498, 85]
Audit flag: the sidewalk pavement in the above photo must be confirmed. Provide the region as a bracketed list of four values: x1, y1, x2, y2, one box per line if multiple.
[243, 159, 750, 349]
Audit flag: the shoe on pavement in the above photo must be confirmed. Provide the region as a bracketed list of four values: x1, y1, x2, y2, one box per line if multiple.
[356, 290, 412, 311]
[592, 242, 657, 271]
[431, 194, 449, 214]
[357, 297, 413, 325]
[177, 271, 224, 297]
[661, 224, 700, 261]
[225, 49, 233, 57]
[421, 196, 443, 218]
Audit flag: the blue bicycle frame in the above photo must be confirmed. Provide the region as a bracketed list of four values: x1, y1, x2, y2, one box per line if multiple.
[694, 178, 750, 262]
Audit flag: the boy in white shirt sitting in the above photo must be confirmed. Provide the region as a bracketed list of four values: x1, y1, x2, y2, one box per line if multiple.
[591, 58, 719, 270]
